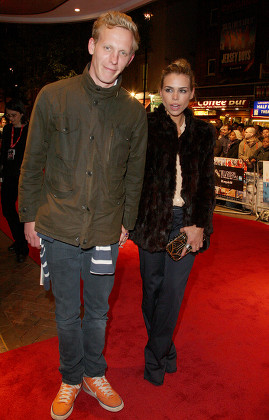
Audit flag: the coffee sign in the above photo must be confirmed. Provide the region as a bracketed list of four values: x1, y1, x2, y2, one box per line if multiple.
[191, 99, 249, 109]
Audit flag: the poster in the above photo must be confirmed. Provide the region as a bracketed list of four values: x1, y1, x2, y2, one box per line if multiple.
[220, 16, 256, 72]
[214, 157, 245, 202]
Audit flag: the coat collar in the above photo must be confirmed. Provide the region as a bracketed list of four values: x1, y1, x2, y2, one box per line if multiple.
[81, 63, 122, 99]
[154, 103, 194, 129]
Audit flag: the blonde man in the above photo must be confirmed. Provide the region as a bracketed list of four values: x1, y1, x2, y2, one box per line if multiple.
[19, 11, 147, 419]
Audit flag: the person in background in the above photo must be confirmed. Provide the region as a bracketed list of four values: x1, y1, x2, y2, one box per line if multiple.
[0, 115, 8, 138]
[226, 129, 243, 158]
[214, 124, 232, 157]
[213, 119, 223, 156]
[131, 59, 215, 386]
[238, 126, 262, 161]
[232, 121, 239, 131]
[0, 99, 29, 262]
[0, 116, 8, 156]
[215, 118, 223, 136]
[237, 123, 245, 135]
[255, 125, 263, 142]
[246, 134, 269, 173]
[262, 127, 269, 140]
[19, 11, 147, 420]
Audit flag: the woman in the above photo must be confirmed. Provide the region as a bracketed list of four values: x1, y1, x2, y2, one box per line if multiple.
[0, 99, 29, 262]
[226, 129, 243, 158]
[131, 59, 215, 386]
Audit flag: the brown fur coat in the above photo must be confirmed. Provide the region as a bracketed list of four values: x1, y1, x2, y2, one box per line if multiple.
[131, 104, 215, 252]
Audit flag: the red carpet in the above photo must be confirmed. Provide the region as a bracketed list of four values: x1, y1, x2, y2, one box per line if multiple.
[1, 214, 269, 419]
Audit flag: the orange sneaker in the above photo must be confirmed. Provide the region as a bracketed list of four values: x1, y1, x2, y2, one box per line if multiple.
[51, 382, 81, 420]
[83, 376, 124, 412]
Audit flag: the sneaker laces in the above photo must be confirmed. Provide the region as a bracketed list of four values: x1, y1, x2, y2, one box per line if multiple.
[58, 383, 81, 404]
[92, 376, 114, 396]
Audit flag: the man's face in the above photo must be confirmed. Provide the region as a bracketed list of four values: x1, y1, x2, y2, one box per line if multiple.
[215, 119, 222, 129]
[244, 127, 255, 140]
[88, 26, 134, 88]
[221, 126, 230, 137]
[263, 137, 269, 148]
[262, 129, 269, 139]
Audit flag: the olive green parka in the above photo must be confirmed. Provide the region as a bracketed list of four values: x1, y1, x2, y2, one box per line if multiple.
[19, 64, 148, 248]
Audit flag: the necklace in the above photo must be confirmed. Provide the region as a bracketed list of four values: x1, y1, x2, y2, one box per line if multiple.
[10, 126, 24, 148]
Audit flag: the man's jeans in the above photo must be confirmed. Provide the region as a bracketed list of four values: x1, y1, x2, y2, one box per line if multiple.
[45, 239, 119, 385]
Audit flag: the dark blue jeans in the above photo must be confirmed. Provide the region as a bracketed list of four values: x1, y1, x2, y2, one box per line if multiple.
[44, 239, 119, 385]
[139, 207, 195, 385]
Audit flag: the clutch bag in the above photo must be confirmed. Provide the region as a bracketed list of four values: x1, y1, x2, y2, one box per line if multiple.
[166, 232, 206, 261]
[166, 232, 191, 261]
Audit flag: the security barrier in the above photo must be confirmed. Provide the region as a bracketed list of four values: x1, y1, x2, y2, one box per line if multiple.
[214, 157, 269, 216]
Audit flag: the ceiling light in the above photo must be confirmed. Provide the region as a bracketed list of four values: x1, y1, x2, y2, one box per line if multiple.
[74, 8, 80, 12]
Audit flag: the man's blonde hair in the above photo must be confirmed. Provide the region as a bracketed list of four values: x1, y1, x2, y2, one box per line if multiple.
[92, 11, 140, 53]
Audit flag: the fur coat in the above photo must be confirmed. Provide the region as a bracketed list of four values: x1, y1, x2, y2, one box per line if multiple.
[130, 104, 215, 252]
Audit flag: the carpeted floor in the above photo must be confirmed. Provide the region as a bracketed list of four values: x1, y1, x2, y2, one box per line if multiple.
[0, 214, 269, 419]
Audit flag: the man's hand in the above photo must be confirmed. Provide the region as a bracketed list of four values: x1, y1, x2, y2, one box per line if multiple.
[24, 221, 41, 249]
[119, 225, 129, 247]
[180, 225, 204, 257]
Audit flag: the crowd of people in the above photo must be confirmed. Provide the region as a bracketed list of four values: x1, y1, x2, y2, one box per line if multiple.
[214, 120, 269, 170]
[0, 10, 268, 420]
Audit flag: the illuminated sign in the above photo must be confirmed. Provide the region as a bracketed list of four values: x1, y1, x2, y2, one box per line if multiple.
[191, 99, 249, 109]
[253, 101, 269, 116]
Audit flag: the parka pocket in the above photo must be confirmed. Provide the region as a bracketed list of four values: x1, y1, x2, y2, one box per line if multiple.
[53, 116, 80, 164]
[108, 166, 126, 205]
[45, 158, 74, 198]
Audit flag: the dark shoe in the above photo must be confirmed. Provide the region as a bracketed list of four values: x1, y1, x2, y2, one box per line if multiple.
[16, 242, 29, 262]
[8, 242, 16, 252]
[166, 366, 177, 374]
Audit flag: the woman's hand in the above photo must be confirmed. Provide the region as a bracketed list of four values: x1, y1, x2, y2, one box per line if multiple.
[180, 225, 204, 257]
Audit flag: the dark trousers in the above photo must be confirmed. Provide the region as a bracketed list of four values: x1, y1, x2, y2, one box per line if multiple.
[1, 177, 27, 252]
[138, 207, 195, 385]
[44, 239, 119, 385]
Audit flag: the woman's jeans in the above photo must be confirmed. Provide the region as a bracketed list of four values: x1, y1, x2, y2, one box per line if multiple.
[44, 239, 119, 385]
[139, 207, 195, 385]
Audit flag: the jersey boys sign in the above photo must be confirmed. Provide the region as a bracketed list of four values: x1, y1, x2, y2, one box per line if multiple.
[220, 16, 256, 72]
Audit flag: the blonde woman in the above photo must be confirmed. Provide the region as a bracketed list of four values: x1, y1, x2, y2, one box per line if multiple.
[131, 59, 215, 386]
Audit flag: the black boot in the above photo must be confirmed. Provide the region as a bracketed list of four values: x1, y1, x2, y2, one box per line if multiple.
[16, 241, 29, 263]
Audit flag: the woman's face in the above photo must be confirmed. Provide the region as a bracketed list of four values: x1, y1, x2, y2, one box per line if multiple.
[229, 131, 237, 142]
[6, 109, 23, 127]
[160, 73, 194, 123]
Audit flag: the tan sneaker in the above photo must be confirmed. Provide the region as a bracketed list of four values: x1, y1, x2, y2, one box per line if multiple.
[51, 382, 81, 420]
[83, 376, 124, 412]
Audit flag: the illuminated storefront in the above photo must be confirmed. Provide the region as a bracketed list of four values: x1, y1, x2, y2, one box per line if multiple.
[189, 98, 252, 126]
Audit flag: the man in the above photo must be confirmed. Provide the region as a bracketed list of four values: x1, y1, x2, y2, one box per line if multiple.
[247, 133, 269, 173]
[214, 124, 231, 157]
[238, 126, 262, 161]
[262, 127, 269, 140]
[19, 11, 147, 420]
